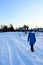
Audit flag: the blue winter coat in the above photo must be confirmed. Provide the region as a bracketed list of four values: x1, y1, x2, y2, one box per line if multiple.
[28, 32, 36, 45]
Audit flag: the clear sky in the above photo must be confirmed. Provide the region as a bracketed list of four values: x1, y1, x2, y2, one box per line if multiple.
[0, 0, 43, 28]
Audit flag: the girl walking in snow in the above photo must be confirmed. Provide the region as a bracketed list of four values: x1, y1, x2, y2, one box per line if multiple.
[28, 30, 36, 52]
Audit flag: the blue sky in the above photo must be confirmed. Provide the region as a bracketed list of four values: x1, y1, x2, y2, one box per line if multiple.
[0, 0, 43, 28]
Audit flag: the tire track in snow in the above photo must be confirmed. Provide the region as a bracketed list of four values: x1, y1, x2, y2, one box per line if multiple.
[6, 41, 13, 65]
[8, 35, 30, 51]
[6, 37, 36, 64]
[6, 37, 33, 65]
[0, 38, 10, 65]
[6, 37, 26, 65]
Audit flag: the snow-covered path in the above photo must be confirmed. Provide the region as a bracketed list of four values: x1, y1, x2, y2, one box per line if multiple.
[0, 32, 43, 65]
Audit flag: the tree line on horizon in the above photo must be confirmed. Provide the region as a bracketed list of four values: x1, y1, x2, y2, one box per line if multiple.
[0, 24, 43, 32]
[0, 24, 29, 32]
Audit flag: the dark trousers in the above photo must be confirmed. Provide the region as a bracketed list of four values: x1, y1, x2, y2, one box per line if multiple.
[30, 45, 34, 52]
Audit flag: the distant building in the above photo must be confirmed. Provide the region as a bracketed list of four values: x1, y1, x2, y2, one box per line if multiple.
[18, 27, 23, 31]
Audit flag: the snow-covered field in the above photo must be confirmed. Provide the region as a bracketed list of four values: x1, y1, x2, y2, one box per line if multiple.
[0, 32, 43, 65]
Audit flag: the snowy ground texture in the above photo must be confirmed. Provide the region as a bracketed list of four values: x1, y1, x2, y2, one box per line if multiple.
[0, 32, 43, 65]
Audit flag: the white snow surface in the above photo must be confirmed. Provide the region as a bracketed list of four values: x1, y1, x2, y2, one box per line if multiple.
[0, 32, 43, 65]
